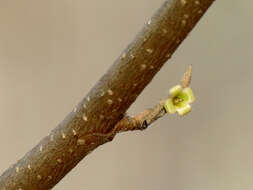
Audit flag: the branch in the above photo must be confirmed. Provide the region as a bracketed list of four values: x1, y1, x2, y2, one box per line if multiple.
[0, 1, 215, 189]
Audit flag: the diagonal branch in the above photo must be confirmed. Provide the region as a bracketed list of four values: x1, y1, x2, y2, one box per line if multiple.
[0, 0, 215, 189]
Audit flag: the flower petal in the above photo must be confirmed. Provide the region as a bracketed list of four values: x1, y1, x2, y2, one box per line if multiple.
[169, 85, 182, 97]
[164, 99, 176, 114]
[176, 104, 191, 116]
[182, 87, 195, 103]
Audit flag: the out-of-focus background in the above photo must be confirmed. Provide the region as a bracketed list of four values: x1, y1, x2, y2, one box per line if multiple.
[0, 0, 253, 189]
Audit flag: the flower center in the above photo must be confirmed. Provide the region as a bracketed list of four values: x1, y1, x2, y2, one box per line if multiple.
[173, 97, 183, 104]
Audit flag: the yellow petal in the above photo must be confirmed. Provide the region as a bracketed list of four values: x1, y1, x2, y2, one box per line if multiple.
[169, 85, 182, 97]
[164, 99, 176, 114]
[176, 104, 191, 116]
[182, 87, 195, 103]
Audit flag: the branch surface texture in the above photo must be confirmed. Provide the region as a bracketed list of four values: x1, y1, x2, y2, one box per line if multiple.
[0, 0, 215, 189]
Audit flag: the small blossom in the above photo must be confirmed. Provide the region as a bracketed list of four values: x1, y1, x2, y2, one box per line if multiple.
[164, 85, 195, 116]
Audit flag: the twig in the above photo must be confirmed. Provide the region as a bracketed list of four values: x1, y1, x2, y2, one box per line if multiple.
[0, 1, 215, 189]
[181, 64, 192, 88]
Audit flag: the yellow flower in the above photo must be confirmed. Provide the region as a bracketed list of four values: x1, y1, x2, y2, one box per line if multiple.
[164, 85, 195, 116]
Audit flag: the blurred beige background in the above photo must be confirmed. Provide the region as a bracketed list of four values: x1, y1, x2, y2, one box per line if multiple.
[1, 0, 253, 189]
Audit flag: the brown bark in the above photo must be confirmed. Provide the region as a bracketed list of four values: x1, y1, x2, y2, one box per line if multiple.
[0, 0, 215, 189]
